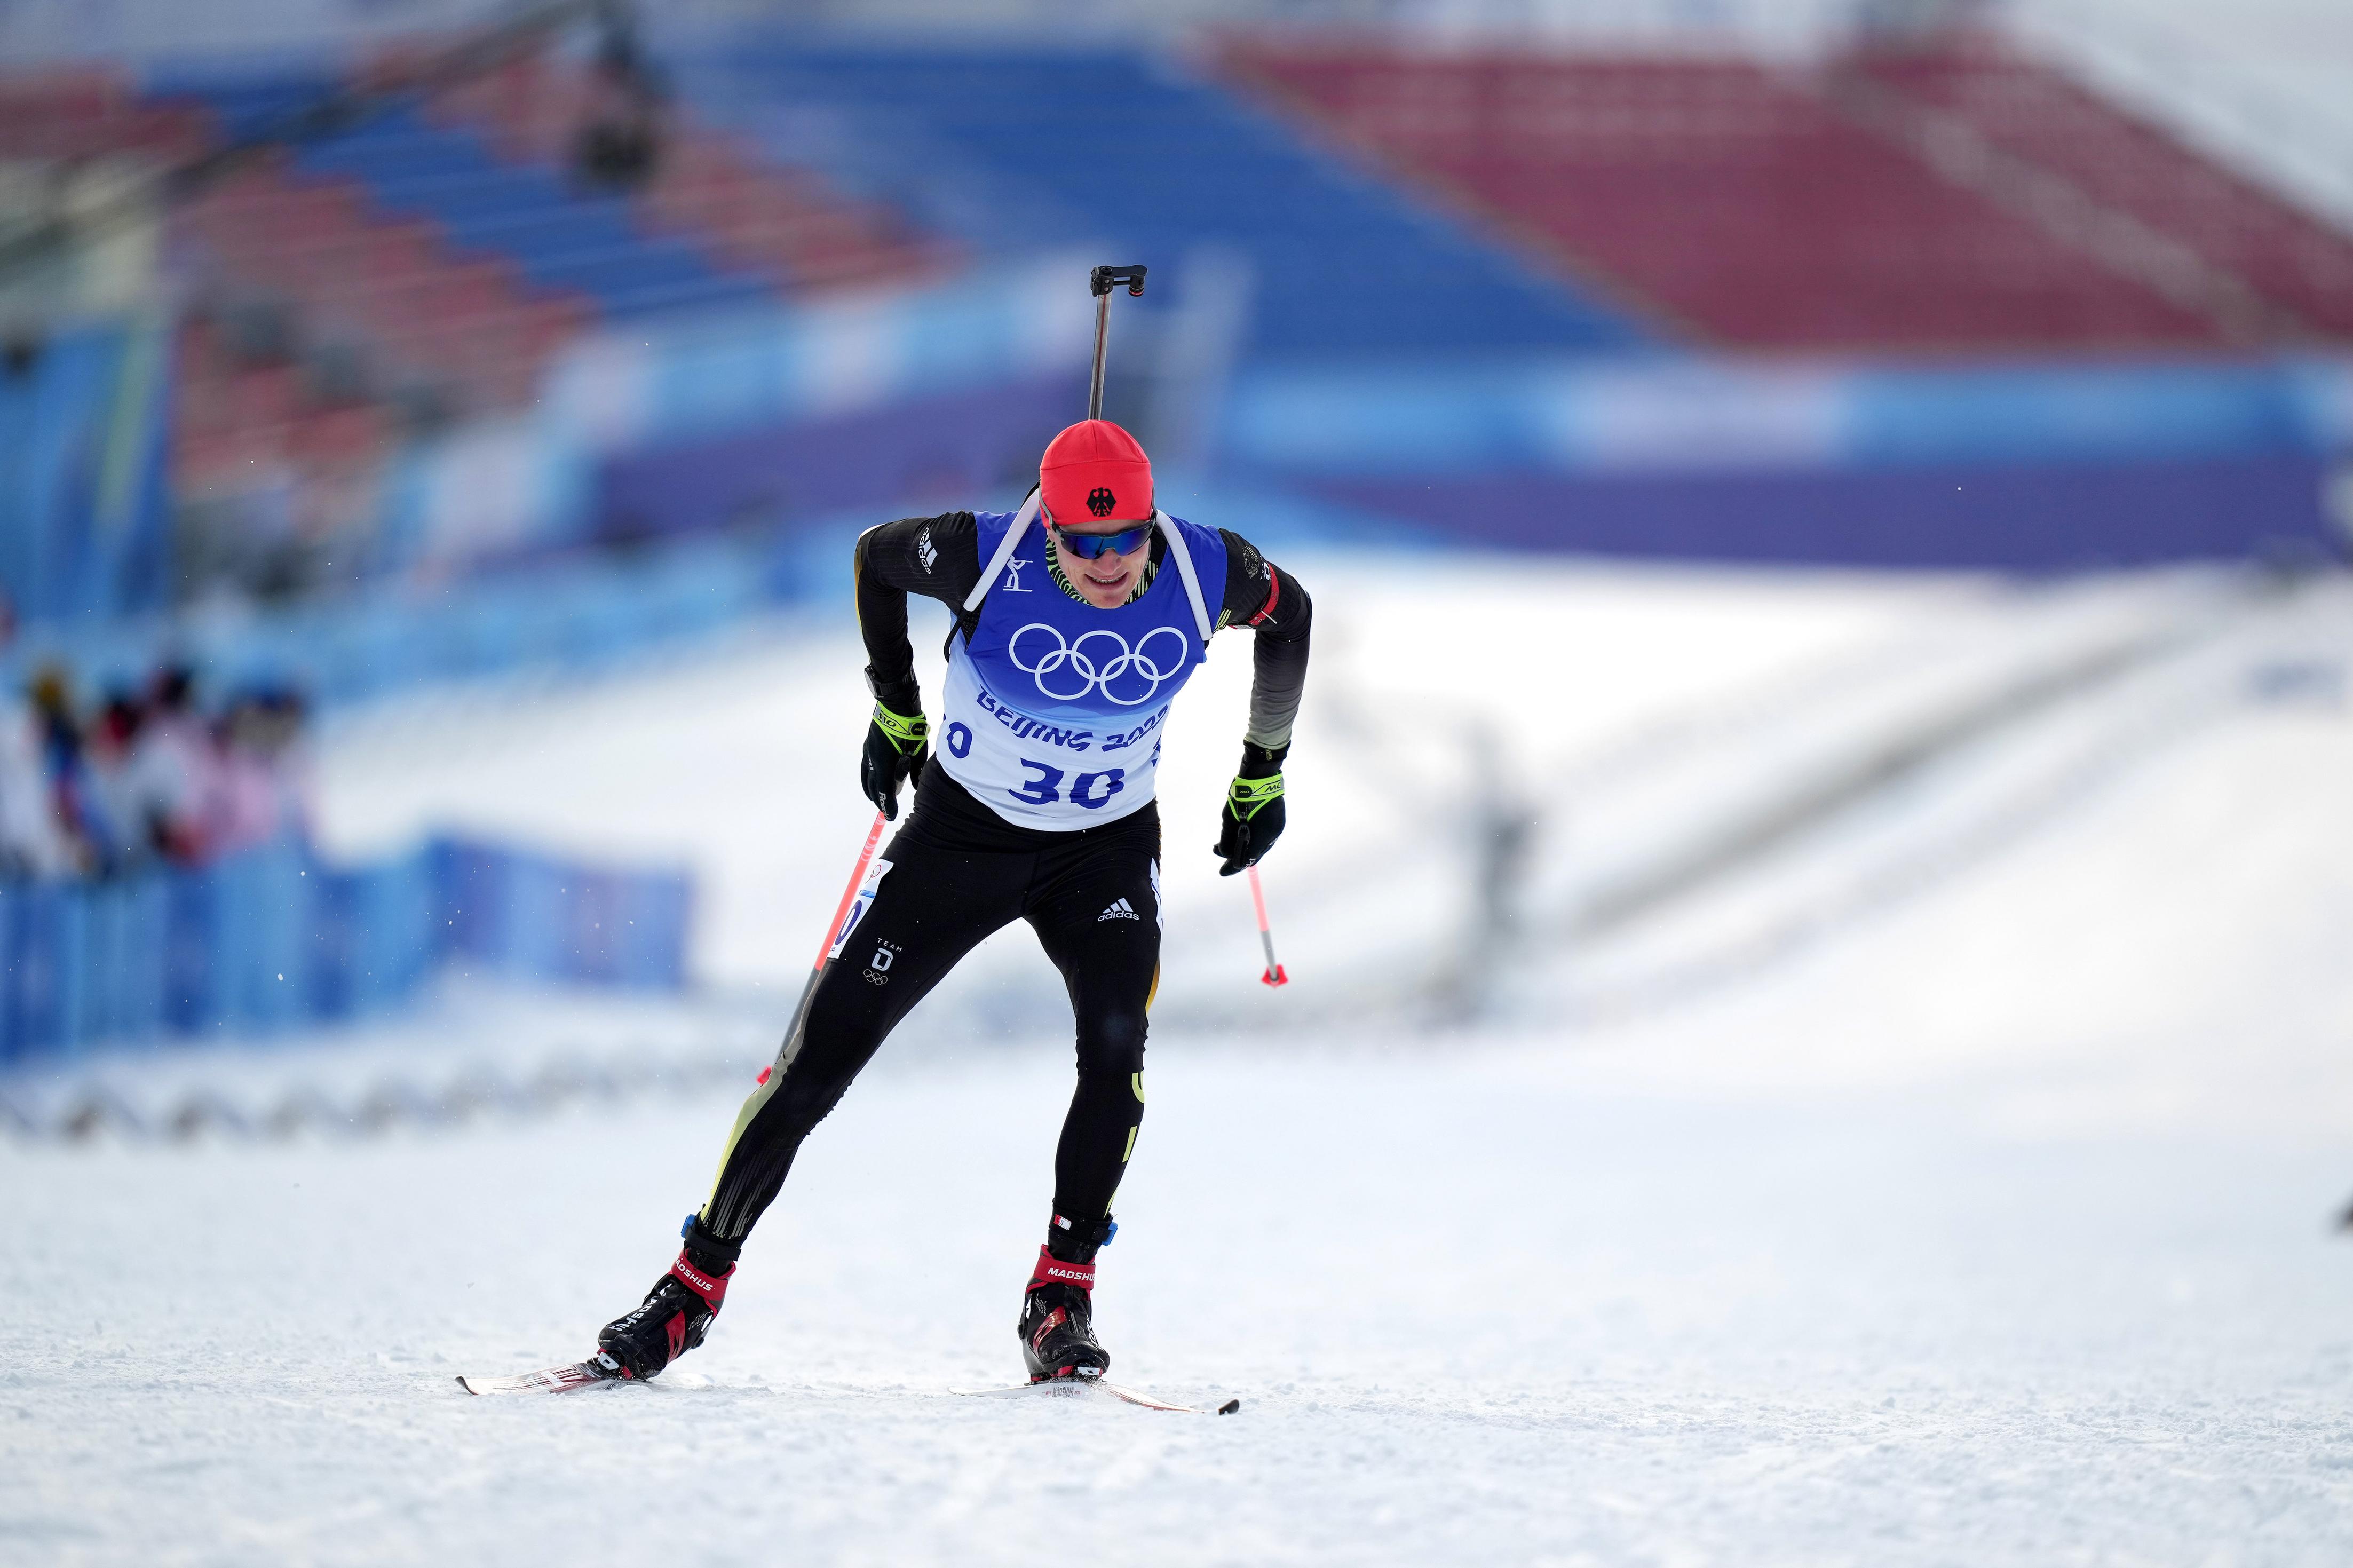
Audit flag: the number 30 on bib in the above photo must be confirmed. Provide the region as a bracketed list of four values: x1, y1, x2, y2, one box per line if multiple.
[1009, 761, 1126, 809]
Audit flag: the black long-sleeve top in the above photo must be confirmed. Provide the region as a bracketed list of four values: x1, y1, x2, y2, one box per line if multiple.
[854, 511, 1311, 769]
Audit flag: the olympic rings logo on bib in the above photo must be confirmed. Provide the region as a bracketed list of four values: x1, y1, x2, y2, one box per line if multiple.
[1008, 623, 1191, 707]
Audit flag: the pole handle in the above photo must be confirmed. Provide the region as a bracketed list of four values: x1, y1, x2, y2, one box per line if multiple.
[1086, 264, 1146, 422]
[1089, 264, 1147, 298]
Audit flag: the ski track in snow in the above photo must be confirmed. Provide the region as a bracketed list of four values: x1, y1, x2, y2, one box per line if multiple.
[5, 1054, 2349, 1566]
[6, 560, 2353, 1564]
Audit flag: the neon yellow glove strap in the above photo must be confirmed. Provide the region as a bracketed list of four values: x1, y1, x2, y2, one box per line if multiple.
[1226, 773, 1284, 821]
[871, 704, 929, 755]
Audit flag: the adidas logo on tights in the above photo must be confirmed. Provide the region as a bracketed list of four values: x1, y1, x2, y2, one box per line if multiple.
[1097, 898, 1140, 922]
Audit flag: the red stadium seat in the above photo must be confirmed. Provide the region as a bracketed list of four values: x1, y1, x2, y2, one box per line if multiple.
[1214, 39, 2328, 352]
[1853, 40, 2353, 341]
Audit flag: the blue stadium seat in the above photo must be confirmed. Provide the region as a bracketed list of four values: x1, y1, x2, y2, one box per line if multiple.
[675, 43, 1655, 359]
[154, 81, 772, 321]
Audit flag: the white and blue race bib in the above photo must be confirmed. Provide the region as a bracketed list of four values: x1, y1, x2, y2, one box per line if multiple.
[935, 509, 1226, 830]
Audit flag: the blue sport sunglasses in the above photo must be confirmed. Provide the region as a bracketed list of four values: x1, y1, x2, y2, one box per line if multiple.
[1051, 520, 1153, 560]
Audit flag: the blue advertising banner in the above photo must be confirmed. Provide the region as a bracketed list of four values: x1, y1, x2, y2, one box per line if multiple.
[0, 834, 693, 1067]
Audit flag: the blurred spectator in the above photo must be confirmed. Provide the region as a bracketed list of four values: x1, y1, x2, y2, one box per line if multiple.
[0, 659, 316, 880]
[0, 683, 78, 878]
[210, 685, 313, 857]
[28, 664, 107, 875]
[84, 692, 154, 872]
[574, 29, 666, 191]
[130, 664, 226, 865]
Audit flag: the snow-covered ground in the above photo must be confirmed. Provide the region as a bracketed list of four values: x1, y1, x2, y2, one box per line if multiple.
[7, 1042, 2348, 1565]
[5, 557, 2352, 1565]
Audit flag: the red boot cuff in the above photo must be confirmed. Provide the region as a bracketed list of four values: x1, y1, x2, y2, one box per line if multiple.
[1027, 1245, 1095, 1294]
[670, 1250, 733, 1311]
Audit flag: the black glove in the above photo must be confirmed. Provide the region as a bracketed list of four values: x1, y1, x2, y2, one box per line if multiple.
[860, 703, 929, 820]
[1213, 744, 1286, 876]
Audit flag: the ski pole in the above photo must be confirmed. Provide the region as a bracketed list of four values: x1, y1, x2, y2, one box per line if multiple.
[790, 809, 888, 1021]
[1246, 864, 1289, 988]
[1087, 263, 1147, 420]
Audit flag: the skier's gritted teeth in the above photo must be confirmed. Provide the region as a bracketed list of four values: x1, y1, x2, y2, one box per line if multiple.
[1051, 520, 1151, 608]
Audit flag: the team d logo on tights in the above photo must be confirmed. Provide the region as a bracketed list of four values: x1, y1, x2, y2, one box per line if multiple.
[1087, 487, 1117, 517]
[1010, 623, 1189, 706]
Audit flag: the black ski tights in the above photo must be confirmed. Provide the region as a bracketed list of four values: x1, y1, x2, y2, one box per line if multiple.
[698, 770, 1159, 1246]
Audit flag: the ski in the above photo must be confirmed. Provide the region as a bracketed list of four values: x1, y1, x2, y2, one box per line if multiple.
[952, 1378, 1240, 1415]
[455, 1361, 1233, 1412]
[456, 1359, 623, 1396]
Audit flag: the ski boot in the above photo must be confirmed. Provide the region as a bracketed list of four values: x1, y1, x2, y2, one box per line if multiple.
[595, 1216, 740, 1381]
[1018, 1213, 1115, 1382]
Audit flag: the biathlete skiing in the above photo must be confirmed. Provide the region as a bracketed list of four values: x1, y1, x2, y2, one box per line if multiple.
[577, 398, 1312, 1390]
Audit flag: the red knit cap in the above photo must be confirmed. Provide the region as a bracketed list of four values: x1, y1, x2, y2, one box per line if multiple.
[1039, 419, 1153, 526]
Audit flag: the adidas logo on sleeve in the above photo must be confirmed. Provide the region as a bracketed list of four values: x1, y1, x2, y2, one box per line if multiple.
[1097, 897, 1142, 922]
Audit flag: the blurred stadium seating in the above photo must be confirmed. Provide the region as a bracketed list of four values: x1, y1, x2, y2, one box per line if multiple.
[674, 41, 1655, 359]
[2, 4, 2350, 1062]
[1215, 35, 2353, 351]
[0, 67, 208, 162]
[153, 60, 955, 559]
[5, 17, 2348, 635]
[182, 91, 772, 320]
[1845, 38, 2353, 339]
[3, 53, 962, 622]
[426, 53, 946, 298]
